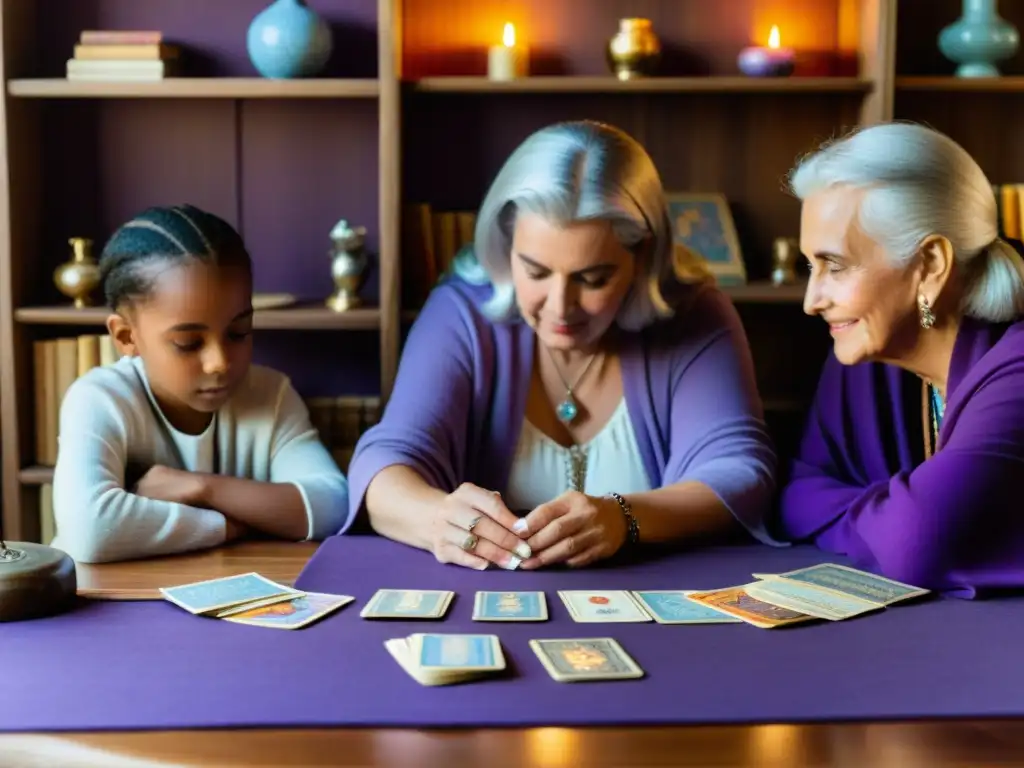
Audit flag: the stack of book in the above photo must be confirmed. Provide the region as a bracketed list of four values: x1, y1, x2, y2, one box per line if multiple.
[66, 30, 178, 82]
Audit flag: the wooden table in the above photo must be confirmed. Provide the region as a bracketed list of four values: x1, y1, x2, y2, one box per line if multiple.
[2, 542, 1019, 767]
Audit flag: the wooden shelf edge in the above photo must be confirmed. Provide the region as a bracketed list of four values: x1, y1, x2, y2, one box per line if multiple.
[7, 77, 381, 99]
[19, 466, 53, 485]
[408, 76, 874, 94]
[401, 281, 808, 320]
[895, 76, 1024, 92]
[15, 305, 384, 330]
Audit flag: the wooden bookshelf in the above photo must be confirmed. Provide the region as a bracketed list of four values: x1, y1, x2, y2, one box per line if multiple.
[410, 76, 874, 94]
[14, 305, 383, 330]
[17, 466, 52, 485]
[7, 77, 381, 99]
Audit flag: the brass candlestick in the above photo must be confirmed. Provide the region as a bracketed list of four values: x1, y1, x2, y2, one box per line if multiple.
[53, 237, 101, 308]
[606, 18, 661, 80]
[771, 237, 800, 286]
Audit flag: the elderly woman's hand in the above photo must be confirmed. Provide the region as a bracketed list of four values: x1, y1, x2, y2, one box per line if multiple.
[430, 483, 533, 570]
[518, 491, 628, 569]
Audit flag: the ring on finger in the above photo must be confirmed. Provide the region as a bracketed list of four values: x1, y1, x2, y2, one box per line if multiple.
[467, 515, 482, 532]
[460, 533, 479, 552]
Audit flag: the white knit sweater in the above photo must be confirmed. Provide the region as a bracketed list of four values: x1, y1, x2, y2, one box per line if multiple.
[51, 355, 348, 563]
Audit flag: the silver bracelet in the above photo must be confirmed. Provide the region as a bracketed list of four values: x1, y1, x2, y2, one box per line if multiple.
[607, 492, 639, 548]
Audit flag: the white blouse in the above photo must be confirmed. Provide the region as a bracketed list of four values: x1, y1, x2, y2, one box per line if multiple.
[503, 399, 653, 512]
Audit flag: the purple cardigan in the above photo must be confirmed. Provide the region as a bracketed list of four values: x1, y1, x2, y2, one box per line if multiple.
[778, 316, 1024, 598]
[345, 277, 781, 545]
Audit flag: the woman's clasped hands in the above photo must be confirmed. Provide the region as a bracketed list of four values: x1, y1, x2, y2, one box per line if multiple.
[431, 483, 532, 570]
[431, 484, 628, 571]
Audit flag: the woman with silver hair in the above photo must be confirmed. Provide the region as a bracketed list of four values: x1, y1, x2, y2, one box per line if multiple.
[346, 120, 780, 570]
[778, 121, 1024, 597]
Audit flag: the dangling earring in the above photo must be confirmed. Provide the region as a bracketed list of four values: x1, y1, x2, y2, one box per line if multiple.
[918, 294, 936, 329]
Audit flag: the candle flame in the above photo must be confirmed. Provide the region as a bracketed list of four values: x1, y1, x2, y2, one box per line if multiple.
[503, 22, 516, 47]
[768, 25, 781, 49]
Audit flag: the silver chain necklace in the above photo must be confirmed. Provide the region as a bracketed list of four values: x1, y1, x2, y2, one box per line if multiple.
[544, 346, 599, 425]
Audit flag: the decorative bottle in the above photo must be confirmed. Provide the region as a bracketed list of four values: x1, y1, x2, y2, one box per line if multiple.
[326, 219, 369, 312]
[606, 18, 661, 80]
[53, 237, 101, 308]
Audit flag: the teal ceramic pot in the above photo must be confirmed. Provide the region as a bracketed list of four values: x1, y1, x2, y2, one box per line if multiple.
[247, 0, 333, 78]
[939, 0, 1019, 77]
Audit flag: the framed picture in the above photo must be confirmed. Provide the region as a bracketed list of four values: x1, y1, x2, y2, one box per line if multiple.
[665, 192, 746, 285]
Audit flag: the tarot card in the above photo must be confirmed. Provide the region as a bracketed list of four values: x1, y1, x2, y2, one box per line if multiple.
[411, 633, 506, 673]
[385, 637, 444, 687]
[384, 637, 424, 683]
[767, 563, 930, 606]
[385, 634, 505, 686]
[359, 589, 454, 619]
[214, 586, 304, 618]
[744, 578, 881, 621]
[473, 591, 548, 621]
[631, 590, 743, 624]
[530, 638, 644, 682]
[159, 572, 295, 615]
[557, 590, 652, 623]
[685, 585, 815, 629]
[222, 592, 354, 629]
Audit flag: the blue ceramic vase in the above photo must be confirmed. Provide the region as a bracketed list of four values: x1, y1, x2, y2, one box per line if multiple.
[938, 0, 1019, 77]
[247, 0, 333, 79]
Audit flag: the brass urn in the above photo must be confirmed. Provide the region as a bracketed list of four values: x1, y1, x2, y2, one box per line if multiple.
[53, 237, 101, 308]
[606, 18, 661, 80]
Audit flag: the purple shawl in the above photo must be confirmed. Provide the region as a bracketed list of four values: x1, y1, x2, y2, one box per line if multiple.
[345, 277, 782, 545]
[778, 316, 1024, 598]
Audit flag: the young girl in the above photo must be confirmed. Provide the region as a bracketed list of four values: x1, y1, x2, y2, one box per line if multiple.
[51, 204, 349, 563]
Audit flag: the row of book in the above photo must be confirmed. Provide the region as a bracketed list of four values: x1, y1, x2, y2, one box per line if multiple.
[34, 335, 120, 466]
[402, 203, 477, 307]
[66, 30, 177, 82]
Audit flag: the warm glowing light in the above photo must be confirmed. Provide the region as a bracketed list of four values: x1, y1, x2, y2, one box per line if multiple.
[768, 25, 781, 49]
[526, 728, 580, 768]
[488, 20, 527, 80]
[749, 724, 800, 767]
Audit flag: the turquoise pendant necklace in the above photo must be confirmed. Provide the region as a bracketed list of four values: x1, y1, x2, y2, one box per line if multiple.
[929, 383, 945, 441]
[546, 347, 599, 425]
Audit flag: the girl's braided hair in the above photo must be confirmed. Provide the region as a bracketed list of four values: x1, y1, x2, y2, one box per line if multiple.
[100, 204, 251, 310]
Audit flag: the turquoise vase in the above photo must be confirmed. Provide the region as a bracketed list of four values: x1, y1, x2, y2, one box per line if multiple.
[246, 0, 333, 79]
[938, 0, 1019, 77]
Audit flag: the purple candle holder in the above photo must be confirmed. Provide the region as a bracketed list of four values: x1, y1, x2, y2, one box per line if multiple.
[738, 27, 795, 77]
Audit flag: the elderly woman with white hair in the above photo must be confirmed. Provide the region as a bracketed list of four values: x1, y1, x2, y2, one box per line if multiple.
[778, 121, 1024, 598]
[346, 120, 780, 570]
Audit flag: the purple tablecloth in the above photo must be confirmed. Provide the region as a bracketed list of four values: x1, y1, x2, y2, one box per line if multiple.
[3, 535, 1023, 732]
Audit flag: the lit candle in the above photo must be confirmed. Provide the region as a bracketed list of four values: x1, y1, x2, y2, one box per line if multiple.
[487, 22, 528, 81]
[738, 25, 795, 77]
